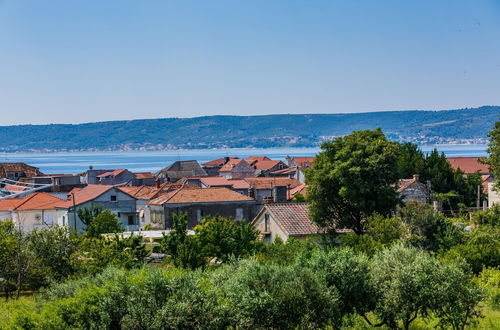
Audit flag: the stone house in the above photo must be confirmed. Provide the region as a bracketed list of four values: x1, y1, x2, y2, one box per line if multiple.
[247, 157, 288, 177]
[252, 203, 319, 243]
[156, 160, 207, 183]
[0, 163, 43, 181]
[397, 175, 429, 204]
[244, 177, 302, 205]
[148, 186, 256, 229]
[60, 185, 139, 232]
[96, 169, 136, 185]
[202, 157, 239, 176]
[218, 159, 255, 179]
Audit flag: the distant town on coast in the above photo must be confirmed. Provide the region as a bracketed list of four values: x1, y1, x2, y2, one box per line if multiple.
[0, 106, 497, 153]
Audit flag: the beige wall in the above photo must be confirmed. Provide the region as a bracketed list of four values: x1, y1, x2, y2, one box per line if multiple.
[14, 209, 68, 232]
[253, 210, 290, 242]
[488, 182, 500, 207]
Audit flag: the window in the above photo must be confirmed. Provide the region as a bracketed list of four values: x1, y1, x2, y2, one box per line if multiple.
[128, 215, 135, 226]
[236, 208, 244, 220]
[110, 195, 117, 202]
[264, 213, 270, 232]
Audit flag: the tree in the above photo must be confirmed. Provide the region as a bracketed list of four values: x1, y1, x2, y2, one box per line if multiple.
[421, 149, 455, 194]
[0, 220, 18, 300]
[307, 128, 401, 234]
[400, 201, 464, 252]
[396, 142, 425, 179]
[77, 205, 102, 227]
[366, 245, 441, 330]
[194, 215, 260, 262]
[161, 213, 205, 269]
[28, 226, 80, 282]
[84, 210, 123, 238]
[485, 119, 500, 186]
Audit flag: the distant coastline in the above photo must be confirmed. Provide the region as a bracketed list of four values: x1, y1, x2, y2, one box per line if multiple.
[0, 106, 497, 153]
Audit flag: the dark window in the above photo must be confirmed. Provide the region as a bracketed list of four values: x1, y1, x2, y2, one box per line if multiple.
[264, 213, 270, 232]
[110, 195, 117, 201]
[128, 215, 135, 225]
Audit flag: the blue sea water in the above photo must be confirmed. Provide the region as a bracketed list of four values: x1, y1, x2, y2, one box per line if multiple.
[0, 145, 488, 175]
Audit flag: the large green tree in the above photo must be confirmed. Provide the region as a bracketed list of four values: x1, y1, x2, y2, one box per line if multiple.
[486, 119, 500, 187]
[307, 128, 401, 234]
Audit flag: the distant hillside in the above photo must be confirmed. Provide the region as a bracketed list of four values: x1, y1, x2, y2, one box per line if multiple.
[0, 106, 498, 152]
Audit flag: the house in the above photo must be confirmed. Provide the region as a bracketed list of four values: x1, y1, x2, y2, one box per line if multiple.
[202, 157, 239, 176]
[285, 156, 315, 169]
[179, 176, 250, 195]
[132, 172, 155, 186]
[148, 186, 256, 229]
[244, 177, 302, 205]
[27, 174, 83, 193]
[252, 203, 319, 243]
[82, 167, 111, 184]
[0, 163, 43, 180]
[269, 167, 298, 179]
[397, 175, 429, 204]
[156, 160, 207, 183]
[219, 159, 255, 179]
[447, 157, 489, 175]
[447, 157, 491, 193]
[283, 156, 315, 183]
[488, 181, 500, 207]
[60, 185, 139, 232]
[96, 169, 136, 185]
[0, 193, 68, 232]
[246, 157, 288, 177]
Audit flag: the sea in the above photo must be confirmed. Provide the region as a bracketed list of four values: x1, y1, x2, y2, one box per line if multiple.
[0, 145, 489, 175]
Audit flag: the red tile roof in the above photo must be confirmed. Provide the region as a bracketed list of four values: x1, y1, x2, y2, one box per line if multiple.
[245, 177, 302, 190]
[289, 184, 307, 199]
[262, 203, 318, 236]
[134, 172, 153, 179]
[0, 193, 66, 211]
[3, 184, 27, 192]
[119, 185, 161, 199]
[271, 168, 296, 175]
[148, 187, 253, 205]
[293, 157, 315, 168]
[202, 157, 239, 167]
[252, 159, 282, 171]
[62, 184, 115, 207]
[228, 179, 250, 190]
[246, 156, 271, 162]
[447, 157, 489, 174]
[0, 163, 43, 178]
[199, 176, 233, 187]
[97, 169, 127, 177]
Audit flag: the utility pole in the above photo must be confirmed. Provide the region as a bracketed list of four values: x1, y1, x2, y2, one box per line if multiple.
[476, 184, 481, 209]
[71, 192, 77, 231]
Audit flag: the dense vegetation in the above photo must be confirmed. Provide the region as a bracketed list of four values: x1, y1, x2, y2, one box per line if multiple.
[0, 106, 497, 151]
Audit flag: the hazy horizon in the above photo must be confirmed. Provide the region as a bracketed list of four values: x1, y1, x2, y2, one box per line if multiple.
[2, 1, 500, 125]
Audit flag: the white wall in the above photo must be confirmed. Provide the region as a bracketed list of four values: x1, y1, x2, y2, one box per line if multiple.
[488, 182, 500, 207]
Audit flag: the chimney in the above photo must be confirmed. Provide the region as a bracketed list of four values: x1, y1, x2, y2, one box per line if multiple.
[413, 174, 420, 182]
[89, 165, 93, 170]
[155, 178, 161, 189]
[224, 156, 230, 163]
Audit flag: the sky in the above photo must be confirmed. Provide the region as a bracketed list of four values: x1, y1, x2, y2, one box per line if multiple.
[1, 0, 500, 125]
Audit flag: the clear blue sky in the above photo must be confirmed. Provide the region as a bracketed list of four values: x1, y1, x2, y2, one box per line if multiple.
[1, 0, 500, 125]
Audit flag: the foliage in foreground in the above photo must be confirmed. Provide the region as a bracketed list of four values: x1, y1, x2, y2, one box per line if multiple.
[1, 244, 485, 330]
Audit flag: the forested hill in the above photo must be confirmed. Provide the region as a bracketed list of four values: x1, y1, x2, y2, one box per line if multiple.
[1, 106, 498, 152]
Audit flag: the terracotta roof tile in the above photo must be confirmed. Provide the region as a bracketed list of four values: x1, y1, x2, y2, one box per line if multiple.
[0, 163, 43, 178]
[252, 159, 282, 170]
[447, 157, 489, 174]
[148, 187, 253, 205]
[134, 172, 153, 179]
[245, 177, 302, 190]
[292, 157, 315, 168]
[97, 169, 127, 177]
[289, 184, 307, 199]
[202, 157, 239, 167]
[62, 184, 114, 207]
[228, 179, 250, 190]
[0, 193, 66, 211]
[264, 203, 318, 236]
